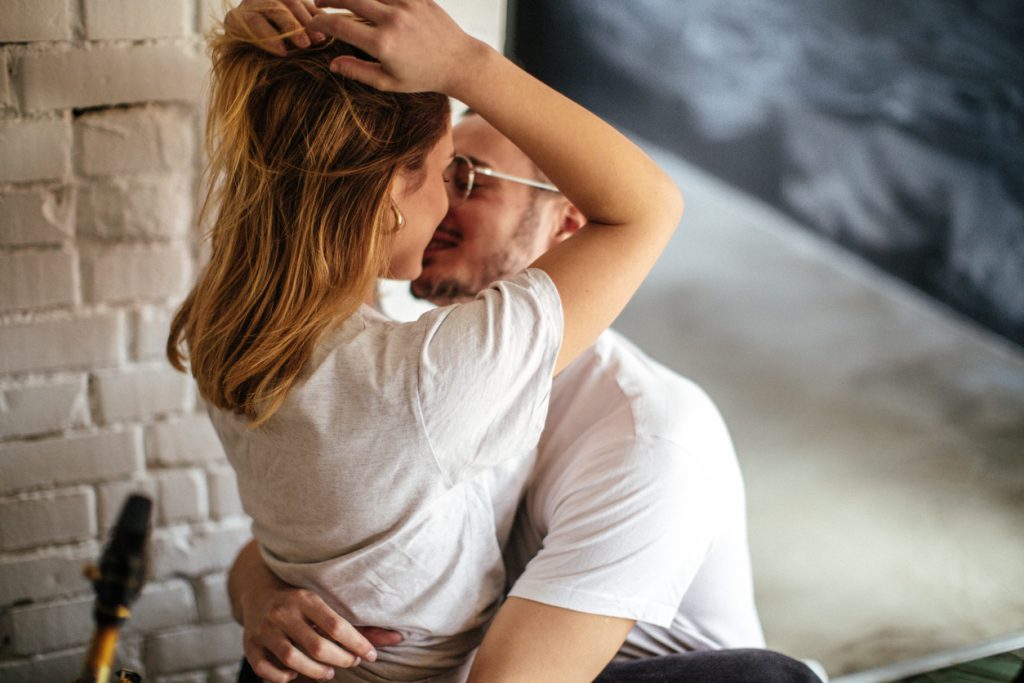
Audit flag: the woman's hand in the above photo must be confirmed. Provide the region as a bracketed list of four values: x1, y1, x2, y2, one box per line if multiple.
[241, 582, 403, 682]
[307, 0, 490, 94]
[225, 0, 328, 56]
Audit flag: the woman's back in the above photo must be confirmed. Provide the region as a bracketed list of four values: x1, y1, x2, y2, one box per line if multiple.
[212, 271, 562, 679]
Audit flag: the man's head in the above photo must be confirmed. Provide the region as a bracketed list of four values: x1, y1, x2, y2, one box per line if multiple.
[411, 113, 584, 305]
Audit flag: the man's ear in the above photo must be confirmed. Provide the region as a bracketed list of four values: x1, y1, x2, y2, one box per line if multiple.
[551, 200, 586, 245]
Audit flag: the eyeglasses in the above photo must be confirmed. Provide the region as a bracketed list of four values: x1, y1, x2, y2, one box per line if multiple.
[444, 154, 560, 208]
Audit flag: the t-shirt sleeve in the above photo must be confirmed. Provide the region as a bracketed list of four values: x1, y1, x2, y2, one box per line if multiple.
[508, 436, 715, 627]
[415, 268, 563, 484]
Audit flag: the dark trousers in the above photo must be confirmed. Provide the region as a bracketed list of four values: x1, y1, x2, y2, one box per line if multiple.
[594, 649, 822, 682]
[239, 648, 822, 682]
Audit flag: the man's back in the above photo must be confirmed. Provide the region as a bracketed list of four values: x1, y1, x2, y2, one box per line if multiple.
[505, 329, 765, 656]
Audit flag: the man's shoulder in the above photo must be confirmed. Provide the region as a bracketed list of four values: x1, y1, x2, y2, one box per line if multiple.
[570, 330, 722, 435]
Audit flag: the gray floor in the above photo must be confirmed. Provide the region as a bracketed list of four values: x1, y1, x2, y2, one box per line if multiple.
[613, 144, 1024, 678]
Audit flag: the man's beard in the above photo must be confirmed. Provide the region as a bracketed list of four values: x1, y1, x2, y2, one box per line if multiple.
[412, 198, 541, 306]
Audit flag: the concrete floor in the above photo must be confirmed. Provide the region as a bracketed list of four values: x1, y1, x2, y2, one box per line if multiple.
[613, 144, 1024, 677]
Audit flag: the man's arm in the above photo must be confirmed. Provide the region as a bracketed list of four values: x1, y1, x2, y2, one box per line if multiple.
[467, 597, 635, 683]
[228, 539, 400, 683]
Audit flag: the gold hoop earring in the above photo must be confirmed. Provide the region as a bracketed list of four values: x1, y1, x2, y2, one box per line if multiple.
[391, 203, 405, 231]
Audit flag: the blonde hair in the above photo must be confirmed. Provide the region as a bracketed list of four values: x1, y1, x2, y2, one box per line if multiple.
[168, 23, 449, 427]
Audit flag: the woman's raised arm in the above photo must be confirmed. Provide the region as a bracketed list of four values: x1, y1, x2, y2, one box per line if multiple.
[309, 0, 683, 373]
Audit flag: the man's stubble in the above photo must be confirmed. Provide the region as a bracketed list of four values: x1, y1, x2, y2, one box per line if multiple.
[411, 196, 543, 306]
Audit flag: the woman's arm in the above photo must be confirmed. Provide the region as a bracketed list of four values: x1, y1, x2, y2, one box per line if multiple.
[228, 539, 400, 683]
[309, 0, 684, 374]
[467, 598, 635, 683]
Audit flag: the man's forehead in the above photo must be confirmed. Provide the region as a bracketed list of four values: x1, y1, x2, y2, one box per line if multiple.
[453, 116, 530, 171]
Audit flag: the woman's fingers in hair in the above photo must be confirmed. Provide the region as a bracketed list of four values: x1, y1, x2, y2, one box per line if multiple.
[329, 55, 394, 89]
[313, 0, 392, 25]
[280, 0, 329, 43]
[312, 0, 475, 94]
[225, 4, 286, 56]
[227, 0, 327, 55]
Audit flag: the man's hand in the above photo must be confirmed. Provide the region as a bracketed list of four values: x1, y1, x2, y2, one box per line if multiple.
[224, 0, 327, 55]
[229, 540, 403, 683]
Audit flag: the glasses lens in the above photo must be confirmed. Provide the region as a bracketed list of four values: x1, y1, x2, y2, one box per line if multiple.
[444, 156, 473, 207]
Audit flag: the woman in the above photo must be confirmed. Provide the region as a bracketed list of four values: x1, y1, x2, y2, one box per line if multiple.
[169, 0, 683, 680]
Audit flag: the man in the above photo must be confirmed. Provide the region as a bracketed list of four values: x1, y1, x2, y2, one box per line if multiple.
[230, 108, 820, 683]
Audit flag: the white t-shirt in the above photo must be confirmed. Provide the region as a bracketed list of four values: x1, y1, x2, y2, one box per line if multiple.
[505, 329, 766, 658]
[209, 269, 562, 682]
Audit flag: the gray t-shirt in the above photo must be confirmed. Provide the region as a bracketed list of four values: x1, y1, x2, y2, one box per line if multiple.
[209, 269, 562, 681]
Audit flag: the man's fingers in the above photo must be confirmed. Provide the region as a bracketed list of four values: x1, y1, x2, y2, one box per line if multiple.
[308, 609, 379, 662]
[246, 648, 299, 683]
[356, 626, 404, 648]
[264, 633, 338, 681]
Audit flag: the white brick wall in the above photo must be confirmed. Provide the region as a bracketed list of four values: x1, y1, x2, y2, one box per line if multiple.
[0, 0, 73, 43]
[83, 0, 195, 41]
[0, 117, 71, 183]
[0, 188, 75, 247]
[0, 249, 77, 312]
[0, 376, 89, 439]
[0, 0, 504, 677]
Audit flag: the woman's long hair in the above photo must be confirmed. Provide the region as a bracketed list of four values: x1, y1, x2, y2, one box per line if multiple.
[168, 21, 450, 427]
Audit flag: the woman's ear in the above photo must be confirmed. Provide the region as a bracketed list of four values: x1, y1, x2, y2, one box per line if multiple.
[551, 200, 586, 245]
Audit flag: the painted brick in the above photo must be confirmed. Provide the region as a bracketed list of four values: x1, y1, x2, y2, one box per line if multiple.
[97, 478, 158, 531]
[135, 306, 174, 361]
[6, 594, 91, 654]
[130, 579, 199, 632]
[0, 541, 99, 604]
[0, 0, 73, 42]
[74, 105, 196, 176]
[211, 663, 244, 683]
[5, 579, 195, 655]
[0, 487, 97, 552]
[146, 415, 225, 467]
[0, 187, 74, 247]
[1, 51, 11, 108]
[146, 621, 243, 674]
[0, 376, 89, 440]
[80, 242, 191, 304]
[77, 173, 193, 240]
[0, 249, 77, 312]
[0, 117, 71, 183]
[149, 520, 249, 578]
[195, 573, 232, 626]
[207, 465, 244, 520]
[84, 0, 194, 40]
[196, 572, 232, 621]
[20, 44, 206, 113]
[0, 646, 86, 683]
[0, 429, 143, 496]
[157, 468, 208, 524]
[93, 366, 191, 423]
[0, 311, 124, 374]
